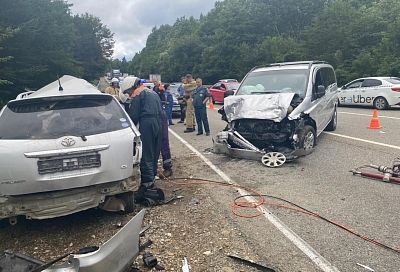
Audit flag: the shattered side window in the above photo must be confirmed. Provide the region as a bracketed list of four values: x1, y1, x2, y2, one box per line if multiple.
[236, 69, 309, 98]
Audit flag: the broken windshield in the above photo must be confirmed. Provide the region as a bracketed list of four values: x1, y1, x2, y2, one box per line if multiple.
[0, 96, 131, 139]
[236, 69, 309, 98]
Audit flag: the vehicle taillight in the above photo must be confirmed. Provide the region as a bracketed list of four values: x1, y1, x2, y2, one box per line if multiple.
[391, 87, 400, 92]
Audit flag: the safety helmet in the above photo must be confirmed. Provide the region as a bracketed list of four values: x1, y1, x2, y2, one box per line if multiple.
[121, 76, 139, 93]
[111, 77, 119, 84]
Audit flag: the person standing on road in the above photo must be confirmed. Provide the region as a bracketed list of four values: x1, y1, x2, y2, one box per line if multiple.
[183, 74, 197, 133]
[177, 77, 186, 123]
[105, 78, 122, 102]
[192, 78, 211, 136]
[164, 84, 174, 126]
[153, 81, 173, 178]
[121, 76, 164, 202]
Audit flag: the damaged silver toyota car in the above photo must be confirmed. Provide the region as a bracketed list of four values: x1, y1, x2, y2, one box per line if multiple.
[0, 75, 142, 224]
[214, 61, 338, 167]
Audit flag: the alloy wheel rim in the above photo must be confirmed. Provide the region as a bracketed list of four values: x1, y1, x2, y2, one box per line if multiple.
[376, 98, 385, 109]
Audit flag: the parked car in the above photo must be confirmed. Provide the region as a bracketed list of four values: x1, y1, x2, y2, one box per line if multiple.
[214, 61, 338, 167]
[209, 81, 240, 103]
[0, 75, 142, 224]
[167, 83, 182, 116]
[338, 77, 400, 110]
[219, 79, 239, 83]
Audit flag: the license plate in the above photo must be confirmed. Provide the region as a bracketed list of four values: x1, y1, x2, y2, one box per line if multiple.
[38, 154, 101, 174]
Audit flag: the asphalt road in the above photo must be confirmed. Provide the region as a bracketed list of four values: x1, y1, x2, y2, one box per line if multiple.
[168, 104, 400, 272]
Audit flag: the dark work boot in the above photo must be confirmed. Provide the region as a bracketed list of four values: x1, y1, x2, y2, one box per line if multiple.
[184, 128, 194, 133]
[134, 184, 165, 206]
[162, 168, 173, 178]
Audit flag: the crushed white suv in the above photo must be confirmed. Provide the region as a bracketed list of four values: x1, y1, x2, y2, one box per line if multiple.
[0, 75, 142, 224]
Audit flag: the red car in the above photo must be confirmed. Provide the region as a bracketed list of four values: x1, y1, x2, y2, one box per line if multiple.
[209, 81, 240, 103]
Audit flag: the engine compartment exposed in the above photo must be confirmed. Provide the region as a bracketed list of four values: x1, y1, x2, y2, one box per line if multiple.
[233, 118, 295, 148]
[213, 93, 314, 164]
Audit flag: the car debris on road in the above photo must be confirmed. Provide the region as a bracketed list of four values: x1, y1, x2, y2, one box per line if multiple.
[0, 209, 145, 272]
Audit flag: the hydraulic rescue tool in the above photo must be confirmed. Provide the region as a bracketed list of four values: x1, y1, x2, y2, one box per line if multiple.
[351, 158, 400, 185]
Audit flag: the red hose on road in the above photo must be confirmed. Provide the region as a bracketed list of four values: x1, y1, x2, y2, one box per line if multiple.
[359, 171, 400, 185]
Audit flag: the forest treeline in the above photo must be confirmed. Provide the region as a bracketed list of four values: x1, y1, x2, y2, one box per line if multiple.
[0, 0, 114, 104]
[128, 0, 400, 85]
[2, 0, 400, 104]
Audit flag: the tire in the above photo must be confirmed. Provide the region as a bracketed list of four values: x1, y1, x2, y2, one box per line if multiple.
[300, 125, 316, 151]
[373, 96, 388, 110]
[325, 107, 337, 131]
[119, 191, 135, 213]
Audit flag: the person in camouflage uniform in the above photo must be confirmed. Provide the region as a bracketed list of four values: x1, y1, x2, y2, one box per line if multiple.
[183, 74, 197, 133]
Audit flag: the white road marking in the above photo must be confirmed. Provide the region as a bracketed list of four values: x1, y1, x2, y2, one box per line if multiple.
[169, 128, 341, 272]
[324, 132, 400, 151]
[339, 111, 400, 120]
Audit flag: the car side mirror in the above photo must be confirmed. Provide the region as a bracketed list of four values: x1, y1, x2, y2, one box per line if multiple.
[316, 85, 326, 98]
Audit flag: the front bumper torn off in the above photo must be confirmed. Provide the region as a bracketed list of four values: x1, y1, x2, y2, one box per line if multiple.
[0, 209, 145, 272]
[212, 130, 312, 165]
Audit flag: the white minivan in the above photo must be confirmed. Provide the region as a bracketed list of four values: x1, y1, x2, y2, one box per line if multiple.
[0, 76, 142, 224]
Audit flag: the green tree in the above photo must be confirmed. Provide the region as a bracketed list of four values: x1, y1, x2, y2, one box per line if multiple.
[0, 0, 114, 103]
[73, 13, 114, 80]
[0, 26, 14, 86]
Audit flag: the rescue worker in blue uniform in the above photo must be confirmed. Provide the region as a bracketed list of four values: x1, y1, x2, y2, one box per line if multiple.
[121, 76, 164, 204]
[153, 82, 173, 178]
[192, 78, 211, 136]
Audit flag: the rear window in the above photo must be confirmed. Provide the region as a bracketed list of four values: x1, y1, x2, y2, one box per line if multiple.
[386, 78, 400, 84]
[236, 69, 309, 98]
[0, 96, 131, 140]
[227, 83, 240, 91]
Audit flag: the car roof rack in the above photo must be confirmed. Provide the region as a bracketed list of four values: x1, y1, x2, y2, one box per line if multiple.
[250, 61, 328, 72]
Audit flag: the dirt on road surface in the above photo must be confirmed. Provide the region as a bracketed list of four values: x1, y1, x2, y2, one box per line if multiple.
[0, 155, 265, 271]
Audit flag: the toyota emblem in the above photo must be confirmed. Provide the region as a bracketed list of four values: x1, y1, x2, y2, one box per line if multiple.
[61, 137, 76, 147]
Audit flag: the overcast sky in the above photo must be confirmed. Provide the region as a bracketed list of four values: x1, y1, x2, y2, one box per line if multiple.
[68, 0, 218, 60]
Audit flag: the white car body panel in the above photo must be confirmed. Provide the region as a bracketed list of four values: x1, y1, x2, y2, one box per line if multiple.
[0, 75, 142, 220]
[339, 77, 400, 107]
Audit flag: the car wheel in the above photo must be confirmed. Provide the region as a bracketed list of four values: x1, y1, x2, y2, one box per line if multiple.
[300, 125, 316, 151]
[373, 96, 388, 110]
[325, 107, 337, 131]
[119, 191, 135, 213]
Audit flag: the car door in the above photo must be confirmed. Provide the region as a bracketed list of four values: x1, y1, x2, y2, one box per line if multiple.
[307, 68, 328, 135]
[360, 79, 383, 106]
[339, 79, 364, 105]
[320, 67, 338, 128]
[210, 83, 226, 103]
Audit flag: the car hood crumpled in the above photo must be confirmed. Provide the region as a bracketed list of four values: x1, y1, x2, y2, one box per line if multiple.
[223, 93, 296, 122]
